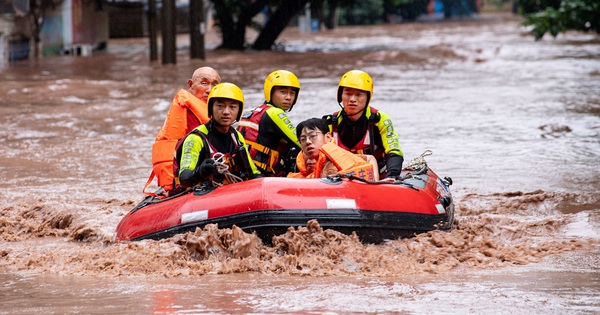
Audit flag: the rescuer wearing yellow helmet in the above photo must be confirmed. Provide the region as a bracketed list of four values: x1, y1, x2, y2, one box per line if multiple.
[323, 70, 404, 182]
[176, 83, 262, 188]
[237, 70, 302, 177]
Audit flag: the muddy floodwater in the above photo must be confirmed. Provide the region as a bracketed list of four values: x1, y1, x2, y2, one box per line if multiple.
[1, 13, 599, 314]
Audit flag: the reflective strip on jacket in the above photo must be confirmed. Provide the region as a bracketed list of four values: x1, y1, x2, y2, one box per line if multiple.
[328, 106, 403, 177]
[179, 123, 261, 185]
[237, 103, 300, 176]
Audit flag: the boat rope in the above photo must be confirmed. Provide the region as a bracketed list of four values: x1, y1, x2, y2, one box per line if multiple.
[212, 153, 244, 185]
[328, 173, 381, 184]
[402, 149, 432, 172]
[327, 150, 434, 189]
[327, 174, 417, 190]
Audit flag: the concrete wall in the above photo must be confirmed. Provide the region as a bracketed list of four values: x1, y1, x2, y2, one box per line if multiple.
[0, 0, 109, 61]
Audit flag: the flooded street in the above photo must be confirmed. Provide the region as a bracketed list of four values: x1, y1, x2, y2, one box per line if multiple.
[1, 13, 599, 314]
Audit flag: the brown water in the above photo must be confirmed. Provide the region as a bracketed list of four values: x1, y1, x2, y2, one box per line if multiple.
[1, 13, 599, 314]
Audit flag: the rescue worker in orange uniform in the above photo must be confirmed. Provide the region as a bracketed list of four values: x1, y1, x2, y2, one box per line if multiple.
[237, 70, 301, 177]
[176, 83, 262, 188]
[144, 67, 221, 196]
[323, 70, 404, 183]
[288, 118, 378, 180]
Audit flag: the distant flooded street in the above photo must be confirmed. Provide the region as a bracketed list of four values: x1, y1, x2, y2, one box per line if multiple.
[1, 13, 599, 314]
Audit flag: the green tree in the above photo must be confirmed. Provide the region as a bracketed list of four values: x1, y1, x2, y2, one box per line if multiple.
[211, 0, 310, 50]
[252, 0, 312, 50]
[211, 0, 422, 50]
[385, 0, 429, 22]
[337, 0, 384, 25]
[518, 0, 600, 40]
[212, 0, 385, 49]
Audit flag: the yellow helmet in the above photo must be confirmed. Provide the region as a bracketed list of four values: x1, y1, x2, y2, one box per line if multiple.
[208, 82, 245, 121]
[337, 70, 373, 106]
[263, 70, 301, 109]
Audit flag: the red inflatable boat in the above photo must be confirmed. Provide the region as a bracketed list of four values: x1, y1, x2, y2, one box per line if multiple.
[116, 166, 454, 244]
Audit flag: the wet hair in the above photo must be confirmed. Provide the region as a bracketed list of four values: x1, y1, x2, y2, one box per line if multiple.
[296, 118, 329, 139]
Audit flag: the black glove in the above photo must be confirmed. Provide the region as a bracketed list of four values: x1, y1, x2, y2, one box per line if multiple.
[385, 154, 404, 179]
[199, 158, 217, 177]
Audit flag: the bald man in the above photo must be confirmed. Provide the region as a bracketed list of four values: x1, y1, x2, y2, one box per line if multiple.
[185, 67, 221, 125]
[144, 67, 221, 196]
[189, 67, 221, 104]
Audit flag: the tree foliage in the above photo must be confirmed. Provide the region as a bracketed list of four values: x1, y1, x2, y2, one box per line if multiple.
[210, 0, 405, 50]
[336, 0, 384, 25]
[210, 0, 309, 50]
[208, 0, 431, 50]
[518, 0, 600, 40]
[252, 0, 311, 50]
[385, 0, 429, 21]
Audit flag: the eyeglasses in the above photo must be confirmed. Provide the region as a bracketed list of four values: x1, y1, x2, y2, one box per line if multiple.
[299, 131, 322, 145]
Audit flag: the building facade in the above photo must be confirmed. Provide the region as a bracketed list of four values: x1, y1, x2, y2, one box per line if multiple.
[0, 0, 108, 62]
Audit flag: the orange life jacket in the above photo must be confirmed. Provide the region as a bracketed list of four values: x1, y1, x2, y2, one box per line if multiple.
[287, 142, 375, 181]
[143, 89, 209, 196]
